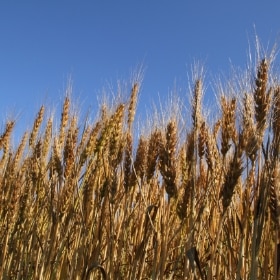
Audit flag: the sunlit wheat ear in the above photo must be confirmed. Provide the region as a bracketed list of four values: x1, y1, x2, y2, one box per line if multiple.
[53, 137, 63, 177]
[0, 120, 15, 169]
[0, 120, 15, 151]
[95, 103, 124, 155]
[192, 79, 203, 130]
[271, 86, 280, 157]
[166, 121, 177, 161]
[109, 103, 125, 165]
[13, 131, 28, 170]
[220, 96, 237, 157]
[124, 132, 132, 192]
[269, 163, 280, 227]
[159, 120, 178, 198]
[205, 127, 220, 174]
[63, 116, 78, 178]
[41, 117, 53, 162]
[185, 130, 195, 166]
[30, 140, 43, 185]
[58, 96, 70, 147]
[146, 129, 162, 182]
[127, 83, 139, 131]
[198, 121, 207, 160]
[241, 93, 254, 142]
[241, 93, 258, 162]
[29, 105, 44, 148]
[254, 59, 271, 135]
[272, 86, 280, 134]
[131, 136, 147, 186]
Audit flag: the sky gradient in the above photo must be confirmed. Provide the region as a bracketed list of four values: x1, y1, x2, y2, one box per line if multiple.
[1, 1, 280, 139]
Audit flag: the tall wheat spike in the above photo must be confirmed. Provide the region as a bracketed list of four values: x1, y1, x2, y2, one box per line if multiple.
[127, 83, 139, 131]
[220, 96, 237, 157]
[159, 120, 178, 198]
[254, 59, 270, 134]
[58, 96, 70, 148]
[29, 105, 44, 148]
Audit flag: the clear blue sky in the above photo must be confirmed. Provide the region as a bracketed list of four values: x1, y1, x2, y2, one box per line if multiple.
[1, 1, 280, 137]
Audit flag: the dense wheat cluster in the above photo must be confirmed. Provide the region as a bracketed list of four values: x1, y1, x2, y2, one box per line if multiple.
[2, 48, 280, 279]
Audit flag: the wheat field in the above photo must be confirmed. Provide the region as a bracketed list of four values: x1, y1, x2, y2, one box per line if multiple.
[1, 47, 280, 279]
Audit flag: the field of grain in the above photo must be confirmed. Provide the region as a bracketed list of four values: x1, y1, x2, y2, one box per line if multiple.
[1, 48, 280, 279]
